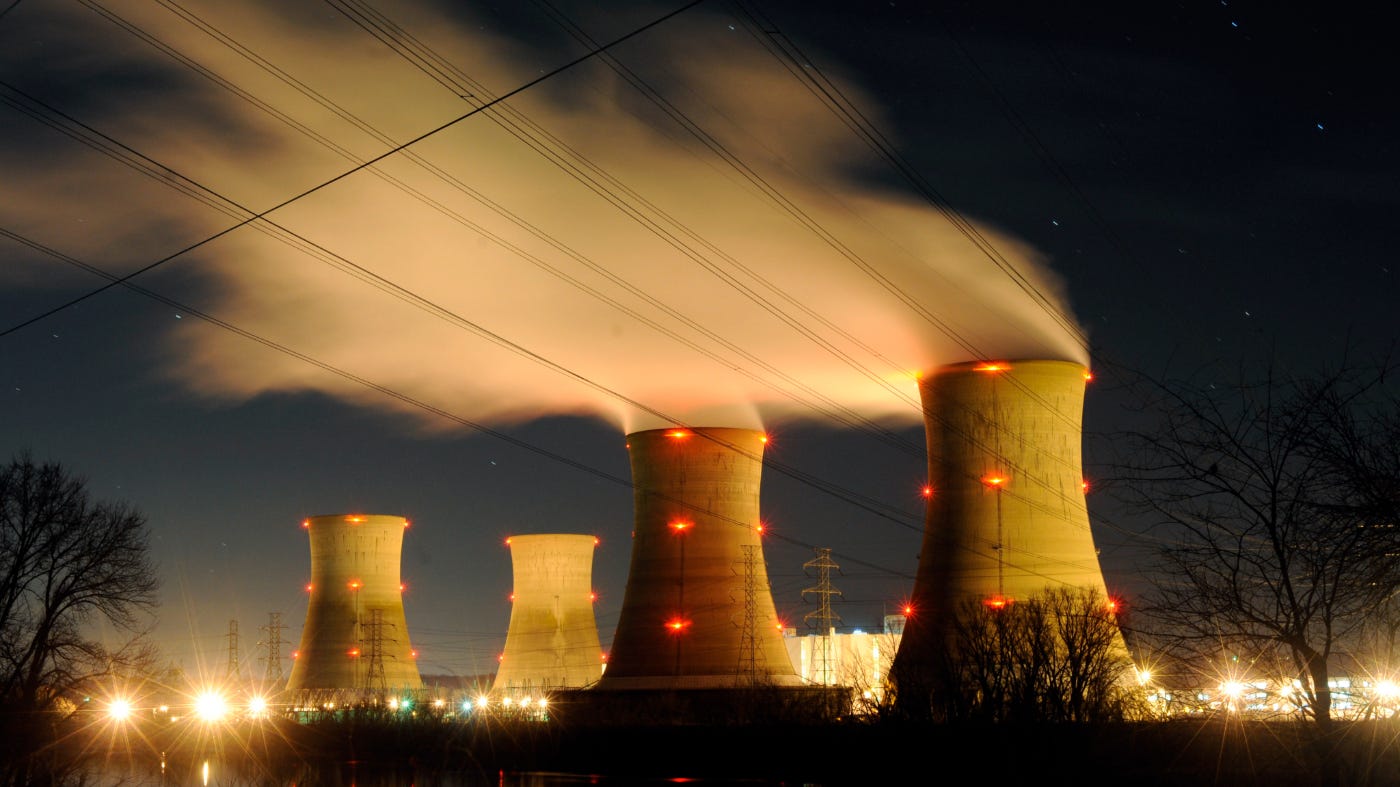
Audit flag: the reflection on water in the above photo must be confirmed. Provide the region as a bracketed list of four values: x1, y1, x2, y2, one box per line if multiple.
[92, 760, 807, 786]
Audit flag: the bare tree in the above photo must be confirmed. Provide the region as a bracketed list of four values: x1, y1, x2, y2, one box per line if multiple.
[896, 585, 1143, 723]
[0, 451, 159, 784]
[1104, 357, 1400, 729]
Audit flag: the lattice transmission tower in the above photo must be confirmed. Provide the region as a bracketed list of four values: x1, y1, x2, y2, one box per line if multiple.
[225, 619, 241, 679]
[259, 612, 285, 684]
[802, 548, 843, 686]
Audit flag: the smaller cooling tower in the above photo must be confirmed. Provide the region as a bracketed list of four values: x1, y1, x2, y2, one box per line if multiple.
[287, 514, 423, 694]
[492, 533, 604, 695]
[594, 427, 802, 690]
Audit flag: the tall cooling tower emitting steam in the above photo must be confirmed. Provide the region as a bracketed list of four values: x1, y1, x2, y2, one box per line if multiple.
[593, 427, 803, 691]
[891, 360, 1121, 691]
[493, 533, 605, 695]
[286, 514, 423, 697]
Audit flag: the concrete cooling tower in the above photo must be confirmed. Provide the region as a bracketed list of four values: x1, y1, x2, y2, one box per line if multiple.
[594, 427, 803, 690]
[492, 533, 605, 695]
[286, 514, 423, 696]
[892, 359, 1118, 679]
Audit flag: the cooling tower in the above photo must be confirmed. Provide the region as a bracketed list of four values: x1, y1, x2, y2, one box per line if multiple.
[286, 514, 423, 694]
[594, 427, 803, 690]
[892, 359, 1118, 675]
[492, 533, 604, 695]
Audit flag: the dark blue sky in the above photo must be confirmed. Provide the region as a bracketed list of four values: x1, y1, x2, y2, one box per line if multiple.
[1, 0, 1394, 682]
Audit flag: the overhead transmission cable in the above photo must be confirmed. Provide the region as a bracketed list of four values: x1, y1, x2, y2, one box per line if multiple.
[0, 0, 708, 340]
[139, 0, 925, 462]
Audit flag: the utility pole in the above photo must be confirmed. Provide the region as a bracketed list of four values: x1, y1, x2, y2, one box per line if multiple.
[802, 548, 843, 686]
[259, 612, 285, 685]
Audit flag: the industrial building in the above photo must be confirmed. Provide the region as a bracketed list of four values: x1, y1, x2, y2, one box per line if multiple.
[286, 514, 423, 701]
[783, 615, 905, 709]
[493, 533, 605, 698]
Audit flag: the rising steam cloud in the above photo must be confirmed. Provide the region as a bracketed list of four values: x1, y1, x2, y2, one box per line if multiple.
[0, 2, 1088, 435]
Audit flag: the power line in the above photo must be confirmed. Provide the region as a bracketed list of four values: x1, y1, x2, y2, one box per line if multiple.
[0, 0, 707, 340]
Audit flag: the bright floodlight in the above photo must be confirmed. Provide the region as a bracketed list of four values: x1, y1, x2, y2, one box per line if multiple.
[108, 699, 132, 721]
[1220, 680, 1245, 700]
[248, 696, 268, 716]
[195, 691, 227, 722]
[1377, 680, 1400, 700]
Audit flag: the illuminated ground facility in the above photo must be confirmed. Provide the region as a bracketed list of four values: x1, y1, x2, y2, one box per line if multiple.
[492, 533, 604, 697]
[892, 359, 1122, 684]
[593, 427, 803, 691]
[287, 514, 423, 698]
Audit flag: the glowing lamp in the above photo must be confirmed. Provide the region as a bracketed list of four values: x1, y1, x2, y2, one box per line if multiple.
[903, 604, 913, 616]
[982, 476, 1007, 487]
[248, 696, 268, 716]
[194, 692, 227, 722]
[975, 362, 1009, 373]
[348, 647, 361, 657]
[107, 699, 132, 721]
[760, 434, 769, 443]
[670, 521, 691, 532]
[410, 649, 418, 658]
[346, 515, 365, 523]
[347, 579, 362, 590]
[666, 618, 691, 633]
[400, 582, 407, 592]
[589, 591, 598, 602]
[667, 430, 690, 439]
[921, 485, 933, 498]
[301, 519, 310, 529]
[983, 596, 1012, 609]
[305, 583, 313, 592]
[1081, 480, 1090, 492]
[1106, 598, 1121, 614]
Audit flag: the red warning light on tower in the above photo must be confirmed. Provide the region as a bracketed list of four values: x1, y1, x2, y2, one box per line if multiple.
[983, 476, 1007, 487]
[670, 520, 691, 533]
[666, 617, 691, 633]
[975, 362, 1010, 373]
[667, 430, 690, 439]
[921, 485, 933, 498]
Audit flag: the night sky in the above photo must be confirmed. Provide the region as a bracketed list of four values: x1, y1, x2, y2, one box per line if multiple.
[1, 0, 1394, 683]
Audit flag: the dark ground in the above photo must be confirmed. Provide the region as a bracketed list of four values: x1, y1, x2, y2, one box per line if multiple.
[33, 709, 1400, 787]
